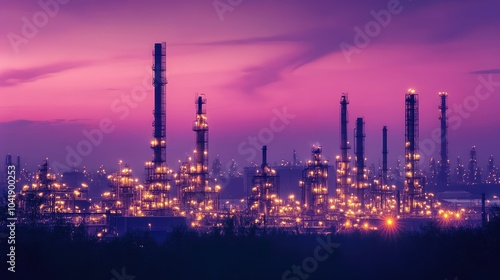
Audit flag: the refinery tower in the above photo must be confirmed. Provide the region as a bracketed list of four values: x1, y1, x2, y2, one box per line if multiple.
[143, 42, 171, 216]
[403, 89, 422, 214]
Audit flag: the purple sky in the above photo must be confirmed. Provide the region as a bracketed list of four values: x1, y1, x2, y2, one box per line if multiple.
[1, 0, 500, 174]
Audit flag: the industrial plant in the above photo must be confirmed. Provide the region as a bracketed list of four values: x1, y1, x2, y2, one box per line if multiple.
[5, 43, 499, 237]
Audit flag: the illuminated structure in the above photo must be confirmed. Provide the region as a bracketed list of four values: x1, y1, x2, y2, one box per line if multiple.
[486, 155, 498, 184]
[248, 146, 280, 223]
[178, 94, 219, 212]
[437, 92, 449, 187]
[102, 162, 139, 216]
[18, 160, 88, 221]
[353, 117, 367, 208]
[429, 158, 437, 187]
[372, 126, 394, 210]
[403, 89, 422, 214]
[336, 93, 351, 204]
[143, 42, 171, 216]
[299, 146, 329, 216]
[455, 156, 466, 184]
[467, 146, 481, 185]
[11, 44, 480, 234]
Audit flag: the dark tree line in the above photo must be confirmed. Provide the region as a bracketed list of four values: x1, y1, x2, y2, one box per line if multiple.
[1, 206, 499, 279]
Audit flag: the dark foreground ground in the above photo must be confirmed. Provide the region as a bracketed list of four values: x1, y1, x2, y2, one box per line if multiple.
[1, 218, 499, 280]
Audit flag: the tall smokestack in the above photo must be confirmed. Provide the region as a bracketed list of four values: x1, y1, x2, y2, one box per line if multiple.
[438, 92, 449, 187]
[355, 117, 365, 207]
[382, 126, 388, 186]
[261, 146, 268, 169]
[197, 96, 203, 114]
[340, 94, 349, 163]
[336, 93, 351, 203]
[482, 193, 486, 226]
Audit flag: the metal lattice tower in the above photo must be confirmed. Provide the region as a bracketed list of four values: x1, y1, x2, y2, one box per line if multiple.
[438, 92, 449, 187]
[336, 93, 351, 204]
[143, 42, 171, 216]
[403, 89, 422, 214]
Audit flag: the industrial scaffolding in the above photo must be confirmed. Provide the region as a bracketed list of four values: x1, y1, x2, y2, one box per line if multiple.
[103, 163, 139, 216]
[300, 146, 329, 217]
[248, 146, 280, 224]
[18, 160, 89, 222]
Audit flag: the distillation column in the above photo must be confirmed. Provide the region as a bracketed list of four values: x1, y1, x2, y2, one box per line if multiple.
[336, 93, 351, 205]
[300, 146, 329, 216]
[249, 146, 279, 224]
[180, 94, 219, 212]
[403, 89, 422, 214]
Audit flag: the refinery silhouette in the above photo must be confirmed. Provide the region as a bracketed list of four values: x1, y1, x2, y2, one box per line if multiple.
[1, 42, 500, 280]
[2, 43, 499, 235]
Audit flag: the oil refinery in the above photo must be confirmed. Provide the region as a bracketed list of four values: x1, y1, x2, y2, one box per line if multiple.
[8, 43, 498, 237]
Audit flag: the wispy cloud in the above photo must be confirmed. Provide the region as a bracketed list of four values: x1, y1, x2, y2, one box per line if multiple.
[188, 26, 349, 94]
[0, 119, 90, 127]
[0, 61, 92, 87]
[470, 69, 500, 74]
